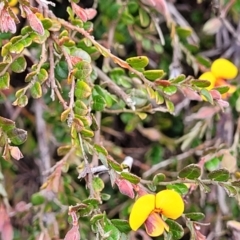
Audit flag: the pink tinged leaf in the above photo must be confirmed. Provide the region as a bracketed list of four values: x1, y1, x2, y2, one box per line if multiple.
[23, 6, 44, 35]
[210, 90, 221, 100]
[15, 201, 28, 213]
[7, 15, 16, 34]
[64, 225, 80, 240]
[116, 179, 134, 199]
[9, 146, 23, 160]
[84, 8, 97, 20]
[1, 221, 14, 240]
[217, 99, 229, 108]
[70, 56, 82, 66]
[71, 2, 88, 22]
[188, 106, 219, 120]
[51, 164, 62, 193]
[181, 87, 202, 101]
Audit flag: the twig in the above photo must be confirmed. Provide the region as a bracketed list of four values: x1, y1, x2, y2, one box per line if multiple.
[91, 111, 101, 167]
[34, 99, 51, 183]
[94, 66, 135, 110]
[143, 139, 215, 177]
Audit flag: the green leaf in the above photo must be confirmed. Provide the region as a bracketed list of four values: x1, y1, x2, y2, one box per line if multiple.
[41, 18, 53, 29]
[101, 193, 111, 201]
[90, 214, 105, 225]
[94, 86, 117, 107]
[165, 99, 175, 114]
[164, 85, 178, 95]
[75, 80, 92, 99]
[200, 89, 213, 104]
[167, 183, 188, 195]
[153, 173, 166, 185]
[93, 176, 105, 192]
[214, 85, 230, 94]
[92, 95, 106, 111]
[55, 61, 69, 80]
[103, 223, 121, 240]
[185, 212, 205, 221]
[37, 68, 48, 84]
[1, 42, 12, 56]
[222, 184, 237, 197]
[126, 56, 149, 68]
[204, 157, 220, 171]
[31, 193, 45, 206]
[30, 82, 42, 99]
[178, 164, 201, 180]
[176, 27, 192, 38]
[208, 169, 230, 182]
[10, 56, 27, 73]
[60, 108, 71, 122]
[231, 181, 240, 187]
[25, 71, 37, 82]
[122, 10, 135, 25]
[111, 219, 131, 233]
[0, 72, 10, 89]
[170, 74, 186, 84]
[120, 172, 140, 184]
[14, 95, 28, 107]
[94, 144, 108, 156]
[0, 62, 8, 72]
[70, 47, 91, 63]
[74, 100, 88, 115]
[9, 42, 24, 54]
[196, 55, 211, 68]
[7, 128, 27, 145]
[30, 30, 50, 44]
[143, 70, 165, 81]
[73, 61, 92, 79]
[18, 37, 32, 47]
[165, 219, 184, 240]
[107, 156, 123, 172]
[81, 128, 94, 138]
[82, 198, 100, 207]
[192, 79, 211, 88]
[57, 145, 72, 156]
[0, 116, 15, 131]
[139, 8, 150, 27]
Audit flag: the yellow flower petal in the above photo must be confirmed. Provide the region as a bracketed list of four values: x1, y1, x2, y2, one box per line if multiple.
[145, 212, 168, 237]
[156, 190, 184, 219]
[211, 58, 238, 80]
[129, 194, 155, 231]
[8, 0, 18, 7]
[199, 72, 216, 90]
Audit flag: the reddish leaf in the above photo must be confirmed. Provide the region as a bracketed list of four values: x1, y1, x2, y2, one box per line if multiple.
[85, 8, 97, 20]
[1, 222, 14, 240]
[23, 6, 44, 35]
[154, 79, 171, 86]
[210, 90, 221, 100]
[71, 2, 88, 22]
[64, 225, 80, 240]
[217, 99, 229, 108]
[187, 106, 219, 120]
[142, 0, 169, 17]
[116, 178, 135, 199]
[0, 4, 16, 33]
[9, 146, 23, 160]
[181, 87, 202, 101]
[70, 56, 82, 66]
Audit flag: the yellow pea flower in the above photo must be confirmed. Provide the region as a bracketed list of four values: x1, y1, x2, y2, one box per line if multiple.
[8, 0, 18, 7]
[199, 58, 238, 99]
[129, 189, 184, 237]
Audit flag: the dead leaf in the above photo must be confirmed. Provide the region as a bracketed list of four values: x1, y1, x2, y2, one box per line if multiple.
[221, 150, 237, 173]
